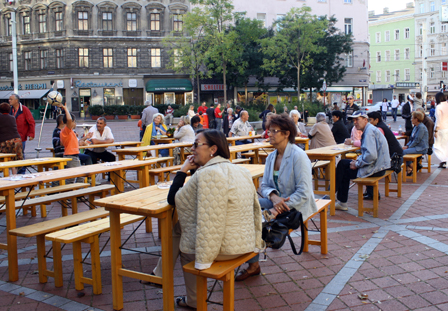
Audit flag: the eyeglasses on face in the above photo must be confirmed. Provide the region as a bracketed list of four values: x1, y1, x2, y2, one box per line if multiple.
[267, 129, 284, 135]
[193, 142, 209, 148]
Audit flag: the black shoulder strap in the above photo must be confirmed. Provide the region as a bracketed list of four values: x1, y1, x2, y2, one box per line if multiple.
[287, 213, 305, 255]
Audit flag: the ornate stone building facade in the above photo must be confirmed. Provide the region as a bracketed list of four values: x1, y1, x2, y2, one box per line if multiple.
[0, 0, 192, 115]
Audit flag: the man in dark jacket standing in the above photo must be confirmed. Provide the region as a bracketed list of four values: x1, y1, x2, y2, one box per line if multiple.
[343, 95, 359, 132]
[331, 111, 350, 144]
[402, 95, 413, 136]
[206, 103, 216, 129]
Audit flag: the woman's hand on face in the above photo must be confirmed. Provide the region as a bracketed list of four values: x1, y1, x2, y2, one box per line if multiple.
[270, 194, 290, 214]
[180, 155, 198, 173]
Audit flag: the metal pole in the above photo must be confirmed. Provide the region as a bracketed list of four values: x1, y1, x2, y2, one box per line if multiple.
[35, 102, 49, 158]
[11, 11, 18, 94]
[422, 23, 428, 103]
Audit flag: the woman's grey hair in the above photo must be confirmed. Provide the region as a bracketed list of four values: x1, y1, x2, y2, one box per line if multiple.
[153, 113, 165, 124]
[181, 115, 190, 125]
[189, 105, 194, 109]
[227, 108, 233, 114]
[289, 109, 300, 118]
[316, 112, 327, 122]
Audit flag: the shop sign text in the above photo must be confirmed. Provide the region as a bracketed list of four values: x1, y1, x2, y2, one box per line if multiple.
[0, 83, 47, 91]
[74, 80, 123, 88]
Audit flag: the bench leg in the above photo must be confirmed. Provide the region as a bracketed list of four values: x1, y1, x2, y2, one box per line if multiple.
[61, 199, 68, 217]
[385, 174, 390, 197]
[73, 241, 84, 291]
[36, 235, 48, 283]
[413, 159, 417, 183]
[358, 184, 364, 217]
[110, 211, 124, 310]
[397, 171, 402, 197]
[196, 276, 208, 311]
[71, 197, 78, 214]
[145, 217, 153, 233]
[91, 236, 102, 295]
[52, 241, 63, 287]
[303, 219, 309, 253]
[320, 207, 328, 254]
[373, 184, 379, 218]
[223, 273, 234, 311]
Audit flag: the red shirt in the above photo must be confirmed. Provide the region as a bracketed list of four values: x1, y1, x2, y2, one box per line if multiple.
[198, 106, 208, 115]
[214, 107, 222, 119]
[60, 126, 79, 156]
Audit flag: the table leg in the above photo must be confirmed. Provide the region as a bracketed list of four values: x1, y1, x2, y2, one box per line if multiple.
[111, 169, 125, 193]
[110, 211, 124, 310]
[253, 150, 259, 164]
[180, 147, 185, 163]
[5, 189, 18, 281]
[329, 157, 336, 216]
[305, 141, 309, 151]
[160, 211, 174, 311]
[168, 149, 173, 166]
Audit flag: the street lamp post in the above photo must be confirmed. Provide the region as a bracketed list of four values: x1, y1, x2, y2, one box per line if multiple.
[11, 9, 18, 94]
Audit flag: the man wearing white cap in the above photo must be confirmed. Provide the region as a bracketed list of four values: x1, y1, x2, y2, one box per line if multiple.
[334, 111, 391, 210]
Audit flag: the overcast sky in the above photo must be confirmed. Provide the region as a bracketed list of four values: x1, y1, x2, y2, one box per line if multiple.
[368, 0, 413, 15]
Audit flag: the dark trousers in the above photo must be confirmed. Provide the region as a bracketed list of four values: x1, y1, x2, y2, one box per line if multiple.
[85, 150, 116, 164]
[336, 159, 386, 203]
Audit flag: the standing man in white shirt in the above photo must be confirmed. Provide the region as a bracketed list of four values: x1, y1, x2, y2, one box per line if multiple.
[85, 117, 116, 164]
[229, 110, 254, 145]
[141, 101, 158, 138]
[390, 95, 400, 122]
[380, 98, 389, 122]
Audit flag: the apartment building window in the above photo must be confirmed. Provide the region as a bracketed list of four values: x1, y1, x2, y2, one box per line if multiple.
[103, 48, 113, 68]
[430, 22, 435, 34]
[376, 51, 381, 62]
[6, 16, 12, 36]
[431, 43, 436, 56]
[55, 12, 63, 31]
[23, 15, 30, 35]
[395, 29, 399, 40]
[395, 49, 400, 60]
[443, 0, 447, 4]
[443, 71, 447, 78]
[420, 45, 423, 57]
[376, 71, 381, 82]
[150, 13, 160, 30]
[405, 48, 410, 59]
[174, 49, 182, 67]
[127, 48, 137, 67]
[151, 48, 161, 67]
[38, 13, 47, 33]
[102, 12, 113, 30]
[443, 25, 448, 33]
[257, 13, 266, 28]
[430, 67, 435, 78]
[376, 32, 381, 43]
[405, 69, 410, 81]
[56, 49, 64, 69]
[173, 14, 183, 32]
[79, 48, 89, 67]
[385, 50, 390, 61]
[345, 52, 353, 67]
[344, 0, 352, 3]
[394, 69, 400, 82]
[78, 11, 88, 30]
[9, 53, 13, 72]
[24, 51, 31, 70]
[419, 24, 423, 35]
[126, 13, 137, 31]
[40, 50, 48, 69]
[385, 70, 391, 82]
[385, 30, 390, 42]
[430, 1, 435, 12]
[405, 27, 410, 38]
[443, 43, 447, 55]
[344, 18, 352, 34]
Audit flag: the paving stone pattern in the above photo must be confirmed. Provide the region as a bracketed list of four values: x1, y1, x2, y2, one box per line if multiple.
[1, 119, 448, 310]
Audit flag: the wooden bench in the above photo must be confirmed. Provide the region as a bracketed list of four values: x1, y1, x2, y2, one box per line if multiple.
[45, 213, 145, 294]
[420, 154, 431, 173]
[183, 252, 257, 311]
[353, 170, 401, 217]
[403, 154, 422, 183]
[311, 161, 331, 193]
[148, 164, 183, 185]
[9, 208, 110, 286]
[2, 184, 115, 217]
[0, 183, 89, 217]
[241, 151, 273, 164]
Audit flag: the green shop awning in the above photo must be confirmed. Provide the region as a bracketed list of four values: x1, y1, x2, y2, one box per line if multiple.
[146, 79, 193, 92]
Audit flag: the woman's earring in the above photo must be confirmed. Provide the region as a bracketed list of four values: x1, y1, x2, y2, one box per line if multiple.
[210, 154, 213, 157]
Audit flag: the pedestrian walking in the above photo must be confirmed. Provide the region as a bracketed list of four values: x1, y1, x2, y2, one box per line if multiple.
[381, 98, 389, 121]
[391, 95, 400, 122]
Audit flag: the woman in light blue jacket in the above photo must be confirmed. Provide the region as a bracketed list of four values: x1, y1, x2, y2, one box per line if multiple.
[235, 114, 317, 282]
[403, 111, 429, 176]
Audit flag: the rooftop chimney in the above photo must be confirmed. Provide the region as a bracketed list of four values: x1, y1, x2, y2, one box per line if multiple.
[383, 7, 389, 14]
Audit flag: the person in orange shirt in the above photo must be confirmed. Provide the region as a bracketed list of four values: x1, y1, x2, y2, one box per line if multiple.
[58, 103, 92, 178]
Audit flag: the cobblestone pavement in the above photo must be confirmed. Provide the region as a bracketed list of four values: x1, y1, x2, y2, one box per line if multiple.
[2, 118, 448, 311]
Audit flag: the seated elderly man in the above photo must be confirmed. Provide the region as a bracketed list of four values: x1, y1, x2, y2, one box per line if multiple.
[229, 110, 254, 145]
[308, 112, 336, 149]
[85, 117, 116, 164]
[335, 111, 390, 210]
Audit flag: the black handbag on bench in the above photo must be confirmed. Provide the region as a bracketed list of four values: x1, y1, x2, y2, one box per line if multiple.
[262, 209, 305, 255]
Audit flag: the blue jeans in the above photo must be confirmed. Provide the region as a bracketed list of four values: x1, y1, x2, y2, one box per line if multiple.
[392, 108, 398, 121]
[235, 139, 251, 146]
[403, 148, 425, 166]
[382, 111, 387, 121]
[78, 153, 92, 165]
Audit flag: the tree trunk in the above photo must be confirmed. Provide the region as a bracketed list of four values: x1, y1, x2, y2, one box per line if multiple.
[245, 82, 248, 104]
[223, 61, 227, 104]
[297, 64, 303, 113]
[196, 74, 201, 105]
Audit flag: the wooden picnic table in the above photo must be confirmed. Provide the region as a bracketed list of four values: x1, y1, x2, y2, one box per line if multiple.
[0, 157, 72, 177]
[152, 136, 175, 145]
[227, 134, 262, 146]
[113, 142, 193, 161]
[94, 164, 266, 311]
[0, 153, 19, 162]
[0, 159, 162, 283]
[306, 144, 360, 216]
[46, 141, 141, 157]
[295, 137, 310, 150]
[229, 142, 273, 164]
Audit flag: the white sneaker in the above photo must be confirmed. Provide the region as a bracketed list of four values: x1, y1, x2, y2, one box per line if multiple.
[335, 201, 348, 211]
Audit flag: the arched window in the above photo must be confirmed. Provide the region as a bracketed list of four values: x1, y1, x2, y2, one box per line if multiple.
[146, 3, 165, 36]
[72, 0, 94, 36]
[122, 2, 142, 36]
[97, 1, 118, 36]
[49, 1, 66, 37]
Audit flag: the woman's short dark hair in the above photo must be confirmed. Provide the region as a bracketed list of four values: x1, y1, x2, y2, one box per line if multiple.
[367, 111, 382, 121]
[62, 113, 75, 124]
[191, 115, 201, 125]
[56, 114, 64, 126]
[0, 102, 11, 114]
[383, 98, 388, 102]
[266, 113, 297, 144]
[201, 129, 230, 159]
[267, 104, 274, 111]
[416, 92, 422, 99]
[331, 110, 343, 119]
[436, 92, 446, 104]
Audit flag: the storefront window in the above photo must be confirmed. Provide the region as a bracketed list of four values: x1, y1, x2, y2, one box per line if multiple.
[164, 93, 175, 105]
[103, 88, 115, 105]
[154, 94, 163, 105]
[175, 93, 184, 105]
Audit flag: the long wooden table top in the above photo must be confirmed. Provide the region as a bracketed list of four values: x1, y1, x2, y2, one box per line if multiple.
[229, 142, 273, 153]
[114, 142, 194, 154]
[0, 157, 72, 169]
[227, 134, 262, 142]
[0, 154, 19, 161]
[305, 143, 360, 157]
[46, 141, 141, 152]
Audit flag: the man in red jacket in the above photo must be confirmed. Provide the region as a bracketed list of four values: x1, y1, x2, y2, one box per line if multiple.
[9, 94, 35, 173]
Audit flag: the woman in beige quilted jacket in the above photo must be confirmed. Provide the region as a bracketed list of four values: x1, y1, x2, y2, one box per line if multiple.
[147, 129, 264, 309]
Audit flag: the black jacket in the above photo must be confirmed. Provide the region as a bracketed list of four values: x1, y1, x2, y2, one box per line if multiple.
[376, 121, 403, 157]
[331, 119, 350, 144]
[402, 102, 412, 135]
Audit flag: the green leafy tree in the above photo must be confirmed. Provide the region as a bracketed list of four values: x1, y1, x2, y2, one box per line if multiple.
[163, 10, 209, 104]
[261, 6, 327, 111]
